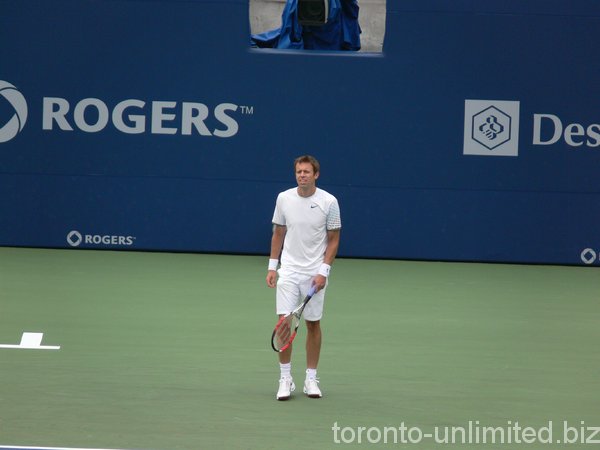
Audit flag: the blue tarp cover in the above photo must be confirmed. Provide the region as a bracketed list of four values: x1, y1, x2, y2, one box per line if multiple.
[251, 0, 361, 50]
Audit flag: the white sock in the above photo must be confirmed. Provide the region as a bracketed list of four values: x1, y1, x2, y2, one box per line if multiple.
[306, 368, 317, 380]
[280, 363, 292, 379]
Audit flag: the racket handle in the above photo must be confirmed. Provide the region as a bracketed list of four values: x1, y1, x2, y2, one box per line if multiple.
[308, 285, 317, 297]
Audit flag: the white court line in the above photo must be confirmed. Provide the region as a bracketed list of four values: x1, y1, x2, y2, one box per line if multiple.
[0, 332, 60, 350]
[0, 447, 132, 450]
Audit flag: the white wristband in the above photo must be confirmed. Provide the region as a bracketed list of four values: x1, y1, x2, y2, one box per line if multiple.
[318, 263, 331, 277]
[268, 258, 279, 271]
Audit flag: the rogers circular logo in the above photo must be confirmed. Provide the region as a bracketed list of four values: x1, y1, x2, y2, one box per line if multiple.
[0, 80, 28, 143]
[66, 230, 83, 247]
[581, 248, 597, 265]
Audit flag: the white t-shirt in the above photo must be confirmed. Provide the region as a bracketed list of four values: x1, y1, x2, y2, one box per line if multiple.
[272, 187, 341, 275]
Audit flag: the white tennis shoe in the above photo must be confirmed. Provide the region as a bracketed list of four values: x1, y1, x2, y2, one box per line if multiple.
[303, 378, 322, 398]
[276, 377, 295, 400]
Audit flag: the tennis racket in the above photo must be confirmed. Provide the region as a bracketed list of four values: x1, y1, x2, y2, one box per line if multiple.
[271, 285, 316, 352]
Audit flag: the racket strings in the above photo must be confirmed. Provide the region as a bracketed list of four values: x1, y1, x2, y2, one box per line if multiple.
[273, 314, 300, 351]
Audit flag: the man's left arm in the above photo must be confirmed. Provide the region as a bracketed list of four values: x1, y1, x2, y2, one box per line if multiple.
[313, 229, 341, 292]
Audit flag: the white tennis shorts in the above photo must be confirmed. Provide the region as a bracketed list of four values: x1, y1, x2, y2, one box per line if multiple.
[276, 268, 327, 321]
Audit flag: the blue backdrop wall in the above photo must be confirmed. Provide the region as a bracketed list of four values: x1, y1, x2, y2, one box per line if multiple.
[1, 0, 599, 265]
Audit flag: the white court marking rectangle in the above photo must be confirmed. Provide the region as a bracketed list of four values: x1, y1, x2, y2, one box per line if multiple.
[0, 332, 60, 350]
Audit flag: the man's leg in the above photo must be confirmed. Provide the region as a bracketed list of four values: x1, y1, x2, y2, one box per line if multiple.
[279, 340, 293, 365]
[304, 320, 323, 398]
[275, 273, 300, 401]
[277, 341, 295, 400]
[305, 319, 321, 368]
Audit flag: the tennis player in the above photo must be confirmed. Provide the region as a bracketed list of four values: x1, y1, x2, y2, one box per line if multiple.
[266, 155, 341, 400]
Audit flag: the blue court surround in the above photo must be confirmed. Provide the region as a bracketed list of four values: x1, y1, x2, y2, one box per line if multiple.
[1, 0, 600, 265]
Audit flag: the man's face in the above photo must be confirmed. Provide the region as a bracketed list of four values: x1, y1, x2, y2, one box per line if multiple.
[295, 162, 319, 188]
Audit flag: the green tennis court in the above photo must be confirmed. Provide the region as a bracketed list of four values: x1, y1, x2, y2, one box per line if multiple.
[1, 247, 599, 449]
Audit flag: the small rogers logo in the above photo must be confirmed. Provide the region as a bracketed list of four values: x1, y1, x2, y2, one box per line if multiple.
[580, 248, 597, 265]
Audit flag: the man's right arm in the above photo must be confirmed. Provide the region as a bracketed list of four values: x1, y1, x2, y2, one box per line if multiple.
[266, 224, 286, 288]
